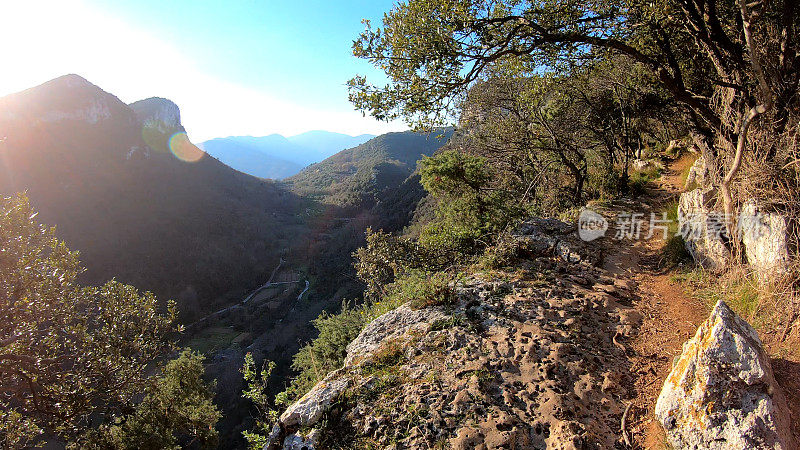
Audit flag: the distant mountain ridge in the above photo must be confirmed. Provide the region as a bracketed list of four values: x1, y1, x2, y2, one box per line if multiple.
[0, 74, 304, 321]
[287, 128, 454, 209]
[199, 131, 375, 179]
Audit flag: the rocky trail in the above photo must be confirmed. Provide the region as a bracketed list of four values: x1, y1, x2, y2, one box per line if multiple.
[602, 155, 800, 447]
[265, 155, 799, 449]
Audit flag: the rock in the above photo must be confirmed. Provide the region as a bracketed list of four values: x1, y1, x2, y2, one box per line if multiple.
[514, 217, 601, 265]
[655, 301, 795, 449]
[739, 201, 790, 280]
[265, 374, 350, 450]
[685, 155, 709, 189]
[632, 158, 665, 172]
[129, 97, 183, 133]
[678, 188, 731, 271]
[281, 429, 320, 450]
[280, 374, 351, 429]
[345, 304, 448, 366]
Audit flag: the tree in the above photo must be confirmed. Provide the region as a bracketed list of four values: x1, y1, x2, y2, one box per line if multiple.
[350, 0, 800, 234]
[80, 350, 221, 449]
[419, 149, 515, 252]
[0, 194, 179, 447]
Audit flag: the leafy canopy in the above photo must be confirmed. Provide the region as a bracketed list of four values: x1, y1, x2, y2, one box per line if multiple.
[0, 194, 179, 447]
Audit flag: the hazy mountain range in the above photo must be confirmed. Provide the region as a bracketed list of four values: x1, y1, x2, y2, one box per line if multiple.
[0, 73, 451, 446]
[0, 74, 450, 321]
[199, 131, 375, 179]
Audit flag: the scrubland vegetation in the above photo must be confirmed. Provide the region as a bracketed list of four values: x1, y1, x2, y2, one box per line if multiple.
[2, 0, 800, 447]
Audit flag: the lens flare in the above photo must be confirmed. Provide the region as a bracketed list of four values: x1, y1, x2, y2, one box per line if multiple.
[168, 132, 205, 163]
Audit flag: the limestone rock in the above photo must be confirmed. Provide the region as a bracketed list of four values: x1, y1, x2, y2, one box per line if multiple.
[632, 158, 665, 172]
[129, 97, 183, 133]
[345, 304, 448, 366]
[678, 188, 731, 271]
[655, 301, 795, 449]
[514, 217, 601, 265]
[739, 201, 789, 280]
[281, 429, 320, 450]
[685, 155, 708, 189]
[279, 374, 350, 429]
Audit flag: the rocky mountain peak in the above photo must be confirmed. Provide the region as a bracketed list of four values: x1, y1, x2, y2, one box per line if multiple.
[129, 97, 183, 134]
[0, 74, 133, 126]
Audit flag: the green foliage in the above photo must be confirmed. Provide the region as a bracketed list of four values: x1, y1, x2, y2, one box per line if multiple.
[0, 194, 179, 446]
[240, 353, 279, 450]
[629, 166, 662, 195]
[418, 150, 515, 254]
[279, 302, 367, 405]
[386, 270, 456, 310]
[662, 235, 691, 268]
[80, 350, 221, 450]
[479, 234, 522, 270]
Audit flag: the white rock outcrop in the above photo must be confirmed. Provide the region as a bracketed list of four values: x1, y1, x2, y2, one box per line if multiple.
[685, 155, 708, 189]
[129, 97, 182, 133]
[279, 374, 351, 429]
[655, 301, 795, 449]
[678, 188, 731, 271]
[264, 373, 350, 450]
[739, 201, 790, 280]
[345, 304, 448, 366]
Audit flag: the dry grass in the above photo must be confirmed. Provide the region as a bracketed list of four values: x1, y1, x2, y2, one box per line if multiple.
[673, 264, 800, 359]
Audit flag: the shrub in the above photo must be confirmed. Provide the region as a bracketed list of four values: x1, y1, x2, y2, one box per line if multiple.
[280, 301, 367, 404]
[479, 234, 521, 270]
[629, 166, 662, 195]
[387, 270, 457, 310]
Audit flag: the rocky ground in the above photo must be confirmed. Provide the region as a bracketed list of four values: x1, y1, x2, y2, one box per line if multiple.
[266, 155, 800, 449]
[267, 220, 644, 449]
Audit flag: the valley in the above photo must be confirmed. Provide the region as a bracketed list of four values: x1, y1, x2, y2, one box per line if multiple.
[2, 0, 799, 447]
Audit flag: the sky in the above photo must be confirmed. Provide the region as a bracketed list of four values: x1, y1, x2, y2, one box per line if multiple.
[0, 0, 406, 141]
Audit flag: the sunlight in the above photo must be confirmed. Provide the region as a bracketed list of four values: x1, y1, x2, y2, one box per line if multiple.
[169, 132, 205, 163]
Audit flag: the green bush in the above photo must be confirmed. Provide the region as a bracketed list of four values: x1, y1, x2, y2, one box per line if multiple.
[662, 234, 691, 268]
[387, 270, 457, 310]
[629, 166, 662, 195]
[280, 301, 367, 404]
[478, 234, 521, 270]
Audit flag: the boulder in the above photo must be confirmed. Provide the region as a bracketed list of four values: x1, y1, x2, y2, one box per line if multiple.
[279, 374, 351, 429]
[632, 158, 665, 172]
[678, 188, 731, 271]
[345, 304, 448, 366]
[265, 374, 350, 450]
[655, 301, 795, 449]
[515, 217, 601, 265]
[281, 430, 320, 450]
[739, 201, 790, 280]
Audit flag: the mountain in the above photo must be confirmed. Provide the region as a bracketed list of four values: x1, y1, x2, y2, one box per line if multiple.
[286, 129, 453, 209]
[0, 74, 305, 322]
[287, 130, 375, 155]
[199, 131, 374, 179]
[199, 135, 309, 179]
[283, 129, 453, 301]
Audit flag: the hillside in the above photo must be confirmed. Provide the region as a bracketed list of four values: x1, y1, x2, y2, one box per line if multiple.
[200, 131, 375, 179]
[287, 129, 453, 209]
[0, 74, 306, 322]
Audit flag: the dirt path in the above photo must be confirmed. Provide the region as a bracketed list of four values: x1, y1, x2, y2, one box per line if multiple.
[599, 155, 712, 447]
[604, 154, 800, 447]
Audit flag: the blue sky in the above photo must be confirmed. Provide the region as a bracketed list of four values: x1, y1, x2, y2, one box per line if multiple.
[0, 0, 405, 140]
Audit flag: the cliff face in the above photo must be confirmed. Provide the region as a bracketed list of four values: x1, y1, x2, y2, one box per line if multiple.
[266, 219, 643, 449]
[129, 97, 184, 134]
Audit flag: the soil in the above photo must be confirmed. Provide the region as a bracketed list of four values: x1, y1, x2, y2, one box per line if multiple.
[610, 154, 800, 447]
